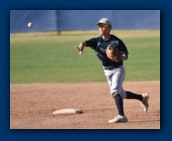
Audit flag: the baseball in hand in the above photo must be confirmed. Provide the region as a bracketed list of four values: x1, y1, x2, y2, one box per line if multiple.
[28, 22, 33, 28]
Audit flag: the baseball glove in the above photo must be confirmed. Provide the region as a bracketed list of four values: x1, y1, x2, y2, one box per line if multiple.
[106, 45, 123, 62]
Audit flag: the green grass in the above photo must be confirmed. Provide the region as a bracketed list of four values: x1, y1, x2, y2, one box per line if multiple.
[10, 30, 160, 83]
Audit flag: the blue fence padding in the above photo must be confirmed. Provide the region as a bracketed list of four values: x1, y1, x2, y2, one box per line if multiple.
[10, 10, 160, 33]
[112, 10, 160, 29]
[10, 10, 57, 33]
[57, 10, 114, 30]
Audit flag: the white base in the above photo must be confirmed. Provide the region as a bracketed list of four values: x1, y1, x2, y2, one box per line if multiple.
[53, 108, 83, 115]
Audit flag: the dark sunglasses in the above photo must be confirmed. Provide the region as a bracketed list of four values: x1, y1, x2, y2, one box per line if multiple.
[97, 24, 109, 28]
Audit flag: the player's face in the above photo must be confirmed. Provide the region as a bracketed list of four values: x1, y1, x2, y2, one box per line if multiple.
[98, 24, 111, 35]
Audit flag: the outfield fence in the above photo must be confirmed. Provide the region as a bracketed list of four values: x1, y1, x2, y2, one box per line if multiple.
[10, 10, 160, 33]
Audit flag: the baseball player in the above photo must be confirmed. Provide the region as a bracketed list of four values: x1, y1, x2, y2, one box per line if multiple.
[76, 18, 149, 123]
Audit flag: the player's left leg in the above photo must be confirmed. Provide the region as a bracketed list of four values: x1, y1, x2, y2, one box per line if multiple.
[126, 91, 149, 112]
[126, 91, 143, 100]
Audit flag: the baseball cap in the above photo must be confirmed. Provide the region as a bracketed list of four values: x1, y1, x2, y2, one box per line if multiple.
[97, 18, 112, 26]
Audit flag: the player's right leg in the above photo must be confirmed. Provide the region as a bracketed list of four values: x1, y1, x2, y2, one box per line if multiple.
[108, 66, 128, 123]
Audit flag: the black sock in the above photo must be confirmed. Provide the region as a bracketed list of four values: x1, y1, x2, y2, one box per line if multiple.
[126, 91, 142, 101]
[113, 94, 124, 116]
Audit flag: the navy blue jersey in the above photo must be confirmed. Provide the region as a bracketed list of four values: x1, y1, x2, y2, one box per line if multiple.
[85, 34, 129, 67]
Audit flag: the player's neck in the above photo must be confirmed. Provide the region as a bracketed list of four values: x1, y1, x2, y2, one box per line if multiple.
[102, 34, 111, 41]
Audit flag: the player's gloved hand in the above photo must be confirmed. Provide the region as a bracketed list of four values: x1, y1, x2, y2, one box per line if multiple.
[106, 45, 123, 62]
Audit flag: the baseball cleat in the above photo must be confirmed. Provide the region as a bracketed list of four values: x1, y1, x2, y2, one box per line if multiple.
[108, 115, 128, 123]
[140, 93, 149, 112]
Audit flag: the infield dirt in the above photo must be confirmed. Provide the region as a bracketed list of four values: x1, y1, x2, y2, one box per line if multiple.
[10, 81, 160, 129]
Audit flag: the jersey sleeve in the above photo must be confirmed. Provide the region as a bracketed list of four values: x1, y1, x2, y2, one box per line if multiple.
[119, 40, 129, 55]
[85, 37, 98, 50]
[118, 40, 129, 60]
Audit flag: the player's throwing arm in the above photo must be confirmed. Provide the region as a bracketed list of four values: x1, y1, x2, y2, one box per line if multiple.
[76, 42, 86, 55]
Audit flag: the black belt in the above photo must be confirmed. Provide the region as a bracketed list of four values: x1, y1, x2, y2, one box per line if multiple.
[104, 64, 122, 70]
